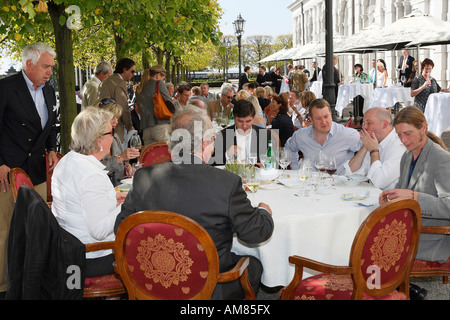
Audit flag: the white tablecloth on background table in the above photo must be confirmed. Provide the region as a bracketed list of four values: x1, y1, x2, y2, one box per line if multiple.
[231, 171, 381, 287]
[366, 86, 413, 113]
[335, 83, 374, 117]
[424, 92, 450, 138]
[310, 81, 323, 98]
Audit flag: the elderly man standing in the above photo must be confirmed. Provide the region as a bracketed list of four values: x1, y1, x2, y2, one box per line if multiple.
[0, 42, 59, 297]
[285, 98, 361, 174]
[81, 61, 112, 110]
[207, 84, 234, 119]
[114, 106, 274, 299]
[99, 58, 136, 142]
[344, 107, 406, 191]
[291, 66, 308, 93]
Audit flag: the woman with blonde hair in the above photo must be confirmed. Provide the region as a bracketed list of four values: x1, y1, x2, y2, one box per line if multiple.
[246, 95, 268, 128]
[235, 89, 251, 101]
[97, 99, 140, 186]
[52, 107, 127, 277]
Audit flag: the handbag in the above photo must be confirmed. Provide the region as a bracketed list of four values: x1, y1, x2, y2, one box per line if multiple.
[153, 81, 173, 120]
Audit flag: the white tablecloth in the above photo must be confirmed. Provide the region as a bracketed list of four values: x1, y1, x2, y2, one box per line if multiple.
[366, 86, 413, 113]
[310, 81, 323, 98]
[424, 92, 450, 138]
[335, 83, 374, 117]
[231, 171, 381, 287]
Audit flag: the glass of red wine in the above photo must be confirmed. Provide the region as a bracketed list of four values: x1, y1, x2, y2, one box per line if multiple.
[325, 155, 337, 188]
[314, 150, 326, 176]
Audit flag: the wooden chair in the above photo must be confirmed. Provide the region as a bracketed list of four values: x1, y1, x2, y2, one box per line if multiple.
[139, 142, 171, 167]
[114, 210, 256, 300]
[83, 241, 127, 299]
[9, 168, 35, 202]
[410, 226, 450, 284]
[46, 151, 63, 202]
[281, 199, 421, 300]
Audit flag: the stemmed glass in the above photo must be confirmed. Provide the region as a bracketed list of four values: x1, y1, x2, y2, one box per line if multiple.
[249, 152, 258, 167]
[278, 148, 291, 178]
[314, 151, 326, 175]
[324, 155, 337, 188]
[259, 153, 267, 169]
[401, 75, 406, 85]
[297, 158, 312, 197]
[129, 134, 143, 169]
[246, 169, 260, 204]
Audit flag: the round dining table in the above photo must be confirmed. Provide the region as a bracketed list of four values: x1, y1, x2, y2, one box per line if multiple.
[366, 86, 413, 113]
[231, 170, 382, 288]
[335, 83, 374, 117]
[424, 92, 450, 138]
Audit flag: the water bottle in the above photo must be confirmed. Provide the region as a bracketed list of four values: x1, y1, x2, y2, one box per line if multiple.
[266, 140, 275, 170]
[228, 110, 234, 126]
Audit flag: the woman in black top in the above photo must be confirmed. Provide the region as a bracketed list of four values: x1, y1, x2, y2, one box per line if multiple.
[270, 93, 294, 147]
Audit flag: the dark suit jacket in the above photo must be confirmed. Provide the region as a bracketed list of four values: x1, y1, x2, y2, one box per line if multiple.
[114, 159, 274, 274]
[7, 186, 85, 300]
[256, 73, 271, 87]
[271, 113, 294, 147]
[210, 125, 273, 166]
[238, 73, 249, 91]
[398, 55, 415, 84]
[0, 72, 57, 185]
[395, 138, 450, 263]
[310, 67, 321, 82]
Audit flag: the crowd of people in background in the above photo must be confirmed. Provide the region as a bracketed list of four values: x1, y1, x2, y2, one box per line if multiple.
[1, 42, 450, 300]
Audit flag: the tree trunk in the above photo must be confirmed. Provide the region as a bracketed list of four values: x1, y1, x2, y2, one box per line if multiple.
[48, 2, 77, 154]
[164, 51, 171, 83]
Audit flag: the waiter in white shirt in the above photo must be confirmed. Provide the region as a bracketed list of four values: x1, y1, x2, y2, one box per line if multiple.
[344, 107, 406, 190]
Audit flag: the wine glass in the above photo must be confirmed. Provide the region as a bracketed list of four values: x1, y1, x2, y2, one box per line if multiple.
[324, 155, 337, 188]
[246, 169, 260, 204]
[314, 151, 326, 175]
[297, 158, 312, 197]
[129, 134, 143, 169]
[278, 148, 291, 178]
[249, 152, 258, 167]
[401, 75, 406, 85]
[259, 153, 267, 169]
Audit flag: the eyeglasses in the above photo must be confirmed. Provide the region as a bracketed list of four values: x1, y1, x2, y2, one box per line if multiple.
[100, 98, 116, 105]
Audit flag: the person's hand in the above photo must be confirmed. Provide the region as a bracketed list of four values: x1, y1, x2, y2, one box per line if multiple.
[47, 150, 59, 171]
[120, 148, 140, 161]
[125, 163, 136, 177]
[258, 202, 272, 215]
[379, 189, 414, 205]
[360, 129, 379, 153]
[0, 165, 11, 193]
[116, 191, 128, 206]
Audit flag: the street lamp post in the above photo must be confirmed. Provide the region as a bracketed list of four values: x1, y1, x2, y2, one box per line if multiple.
[233, 13, 245, 80]
[222, 38, 231, 82]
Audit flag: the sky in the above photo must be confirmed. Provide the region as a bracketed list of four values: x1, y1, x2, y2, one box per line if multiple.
[1, 0, 294, 73]
[217, 0, 293, 38]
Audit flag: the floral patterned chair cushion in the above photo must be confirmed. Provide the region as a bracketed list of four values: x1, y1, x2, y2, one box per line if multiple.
[123, 222, 210, 300]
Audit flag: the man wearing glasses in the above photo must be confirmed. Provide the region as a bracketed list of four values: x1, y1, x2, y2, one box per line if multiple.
[207, 84, 235, 120]
[99, 58, 136, 143]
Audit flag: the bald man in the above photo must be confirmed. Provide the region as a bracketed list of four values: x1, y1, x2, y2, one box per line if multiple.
[344, 107, 406, 190]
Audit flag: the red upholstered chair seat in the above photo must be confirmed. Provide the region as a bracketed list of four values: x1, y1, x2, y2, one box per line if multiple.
[84, 273, 124, 292]
[289, 274, 406, 300]
[281, 199, 421, 300]
[140, 142, 171, 167]
[124, 222, 210, 300]
[412, 258, 450, 272]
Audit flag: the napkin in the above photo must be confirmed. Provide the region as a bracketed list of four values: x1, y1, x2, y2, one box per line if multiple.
[341, 192, 369, 201]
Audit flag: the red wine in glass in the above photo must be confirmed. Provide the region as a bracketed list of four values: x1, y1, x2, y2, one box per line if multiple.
[326, 168, 337, 176]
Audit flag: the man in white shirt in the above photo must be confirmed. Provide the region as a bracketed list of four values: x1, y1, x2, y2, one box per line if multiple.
[285, 98, 361, 174]
[344, 107, 406, 190]
[81, 61, 112, 110]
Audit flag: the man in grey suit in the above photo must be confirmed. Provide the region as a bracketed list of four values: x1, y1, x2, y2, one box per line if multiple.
[380, 106, 450, 264]
[81, 61, 112, 110]
[114, 106, 274, 299]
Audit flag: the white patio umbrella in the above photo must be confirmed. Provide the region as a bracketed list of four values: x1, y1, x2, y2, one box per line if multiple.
[275, 47, 301, 61]
[258, 47, 289, 64]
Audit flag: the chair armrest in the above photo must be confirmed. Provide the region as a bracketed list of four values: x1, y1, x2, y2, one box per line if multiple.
[218, 257, 256, 300]
[288, 255, 353, 275]
[218, 257, 250, 283]
[85, 241, 115, 252]
[421, 226, 450, 235]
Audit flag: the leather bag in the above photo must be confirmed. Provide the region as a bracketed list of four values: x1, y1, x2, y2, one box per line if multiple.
[153, 81, 173, 120]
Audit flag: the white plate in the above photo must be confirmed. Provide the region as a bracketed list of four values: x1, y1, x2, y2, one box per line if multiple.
[120, 177, 133, 185]
[260, 183, 283, 190]
[116, 184, 131, 192]
[277, 178, 305, 188]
